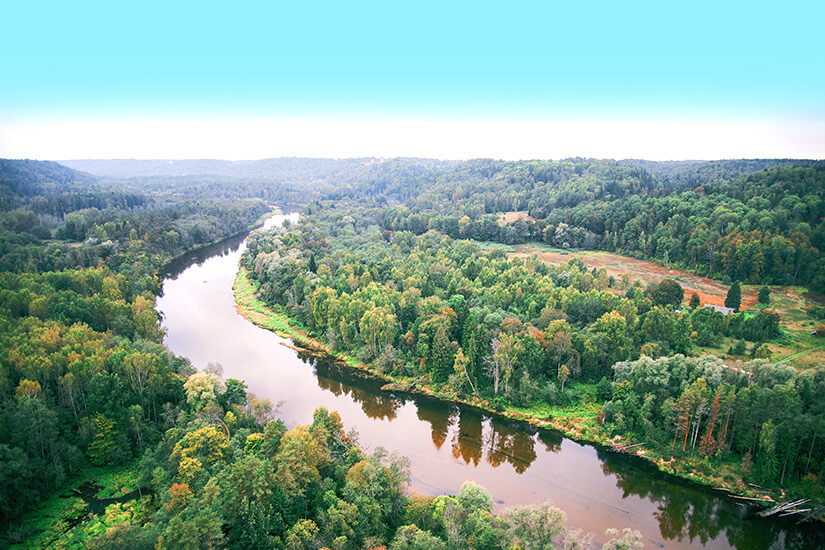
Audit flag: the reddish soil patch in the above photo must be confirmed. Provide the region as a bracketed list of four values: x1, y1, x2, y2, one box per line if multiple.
[497, 211, 535, 226]
[510, 246, 757, 308]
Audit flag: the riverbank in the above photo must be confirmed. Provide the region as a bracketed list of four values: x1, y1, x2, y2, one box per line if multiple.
[155, 206, 281, 278]
[233, 266, 800, 511]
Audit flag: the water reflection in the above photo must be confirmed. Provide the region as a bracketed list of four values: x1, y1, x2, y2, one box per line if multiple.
[157, 215, 825, 550]
[598, 450, 825, 549]
[308, 354, 402, 421]
[310, 352, 543, 474]
[306, 348, 825, 548]
[161, 232, 247, 280]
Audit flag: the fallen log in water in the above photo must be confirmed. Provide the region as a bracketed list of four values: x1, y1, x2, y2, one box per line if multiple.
[758, 498, 810, 518]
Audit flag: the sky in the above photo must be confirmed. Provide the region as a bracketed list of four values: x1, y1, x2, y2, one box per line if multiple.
[1, 1, 823, 161]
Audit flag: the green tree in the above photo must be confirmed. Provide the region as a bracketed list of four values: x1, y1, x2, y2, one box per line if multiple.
[725, 281, 742, 311]
[429, 328, 455, 383]
[500, 503, 566, 550]
[758, 285, 771, 305]
[648, 279, 684, 307]
[390, 525, 446, 550]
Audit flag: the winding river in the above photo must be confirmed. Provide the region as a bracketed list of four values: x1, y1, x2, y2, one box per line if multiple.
[157, 213, 825, 549]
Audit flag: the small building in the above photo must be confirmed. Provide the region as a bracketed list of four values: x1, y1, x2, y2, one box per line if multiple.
[705, 304, 735, 316]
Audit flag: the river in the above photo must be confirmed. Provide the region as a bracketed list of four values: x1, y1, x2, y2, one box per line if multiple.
[156, 213, 824, 549]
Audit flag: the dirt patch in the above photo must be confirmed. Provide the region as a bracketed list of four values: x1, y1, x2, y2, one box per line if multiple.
[497, 211, 535, 226]
[510, 245, 749, 307]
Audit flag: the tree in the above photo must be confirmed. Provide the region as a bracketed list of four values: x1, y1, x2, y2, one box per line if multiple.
[725, 281, 741, 311]
[488, 333, 517, 395]
[689, 293, 700, 309]
[429, 328, 455, 383]
[602, 528, 644, 550]
[360, 305, 398, 357]
[558, 364, 570, 393]
[500, 503, 566, 550]
[183, 372, 224, 410]
[452, 348, 476, 395]
[86, 414, 118, 465]
[275, 425, 329, 497]
[758, 285, 771, 305]
[649, 279, 684, 307]
[390, 525, 446, 550]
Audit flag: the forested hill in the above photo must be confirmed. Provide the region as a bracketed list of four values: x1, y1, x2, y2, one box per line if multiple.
[59, 157, 825, 290]
[0, 158, 271, 542]
[312, 158, 825, 292]
[618, 158, 822, 188]
[0, 159, 100, 210]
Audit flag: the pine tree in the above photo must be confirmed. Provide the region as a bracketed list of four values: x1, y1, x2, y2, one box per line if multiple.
[725, 281, 741, 311]
[429, 328, 455, 383]
[758, 285, 770, 305]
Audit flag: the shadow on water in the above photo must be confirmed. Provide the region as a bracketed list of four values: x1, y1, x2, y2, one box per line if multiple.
[599, 454, 825, 549]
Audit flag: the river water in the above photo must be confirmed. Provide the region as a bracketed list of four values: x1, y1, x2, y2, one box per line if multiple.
[156, 213, 824, 549]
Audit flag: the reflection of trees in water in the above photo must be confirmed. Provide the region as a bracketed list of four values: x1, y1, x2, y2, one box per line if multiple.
[485, 418, 538, 474]
[416, 403, 454, 449]
[415, 402, 551, 474]
[452, 408, 483, 465]
[161, 233, 245, 280]
[538, 429, 563, 455]
[306, 355, 403, 421]
[304, 352, 548, 474]
[289, 351, 824, 549]
[597, 451, 825, 549]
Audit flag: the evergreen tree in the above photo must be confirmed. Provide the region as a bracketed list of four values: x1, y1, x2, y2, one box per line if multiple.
[758, 285, 771, 305]
[689, 293, 700, 309]
[429, 328, 455, 383]
[725, 281, 741, 311]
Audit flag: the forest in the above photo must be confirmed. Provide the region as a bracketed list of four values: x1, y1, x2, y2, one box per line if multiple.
[241, 158, 825, 512]
[1, 159, 647, 548]
[3, 156, 825, 547]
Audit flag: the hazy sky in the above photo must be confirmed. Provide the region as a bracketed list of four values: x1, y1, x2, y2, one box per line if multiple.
[1, 1, 823, 160]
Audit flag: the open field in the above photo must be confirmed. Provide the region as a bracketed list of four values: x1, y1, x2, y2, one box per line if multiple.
[507, 243, 754, 307]
[479, 241, 825, 369]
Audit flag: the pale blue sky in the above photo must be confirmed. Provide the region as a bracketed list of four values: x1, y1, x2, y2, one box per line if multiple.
[1, 1, 823, 159]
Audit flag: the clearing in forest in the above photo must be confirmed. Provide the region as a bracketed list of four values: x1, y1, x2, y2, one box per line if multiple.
[497, 242, 825, 368]
[507, 243, 745, 307]
[496, 210, 535, 226]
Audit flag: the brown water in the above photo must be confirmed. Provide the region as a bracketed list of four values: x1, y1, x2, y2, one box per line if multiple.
[157, 213, 825, 549]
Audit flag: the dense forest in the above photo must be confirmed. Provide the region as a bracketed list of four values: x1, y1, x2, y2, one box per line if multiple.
[3, 156, 825, 547]
[1, 159, 645, 548]
[325, 158, 825, 291]
[241, 158, 825, 511]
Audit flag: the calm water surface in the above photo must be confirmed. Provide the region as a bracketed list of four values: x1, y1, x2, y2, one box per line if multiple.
[157, 213, 825, 549]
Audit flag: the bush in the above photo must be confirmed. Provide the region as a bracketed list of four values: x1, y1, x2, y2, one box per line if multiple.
[595, 377, 613, 401]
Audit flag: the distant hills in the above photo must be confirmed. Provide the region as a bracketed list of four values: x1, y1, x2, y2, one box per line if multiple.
[0, 159, 98, 210]
[59, 157, 385, 180]
[60, 157, 821, 186]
